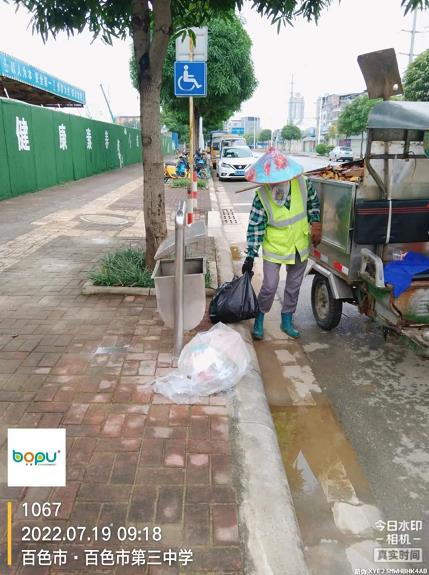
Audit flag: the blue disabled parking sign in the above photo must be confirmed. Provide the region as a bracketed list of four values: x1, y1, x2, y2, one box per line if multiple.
[174, 61, 207, 97]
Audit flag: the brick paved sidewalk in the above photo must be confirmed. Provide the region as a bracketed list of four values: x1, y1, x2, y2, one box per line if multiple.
[0, 169, 244, 574]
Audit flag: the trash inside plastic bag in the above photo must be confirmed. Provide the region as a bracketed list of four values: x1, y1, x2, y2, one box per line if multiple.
[153, 323, 250, 403]
[209, 271, 259, 323]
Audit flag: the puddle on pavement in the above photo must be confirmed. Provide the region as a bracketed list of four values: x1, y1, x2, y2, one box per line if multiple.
[255, 340, 389, 574]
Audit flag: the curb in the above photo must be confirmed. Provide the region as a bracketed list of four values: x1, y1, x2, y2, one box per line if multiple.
[82, 281, 216, 297]
[209, 177, 309, 575]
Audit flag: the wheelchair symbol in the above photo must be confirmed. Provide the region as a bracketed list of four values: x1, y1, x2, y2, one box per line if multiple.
[178, 65, 202, 91]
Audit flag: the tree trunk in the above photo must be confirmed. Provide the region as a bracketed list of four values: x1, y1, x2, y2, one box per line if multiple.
[131, 0, 172, 270]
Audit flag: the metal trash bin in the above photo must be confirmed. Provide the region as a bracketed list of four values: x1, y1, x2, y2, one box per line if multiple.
[151, 257, 206, 331]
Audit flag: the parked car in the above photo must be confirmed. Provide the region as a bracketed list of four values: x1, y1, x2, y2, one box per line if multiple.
[219, 136, 246, 156]
[217, 146, 254, 180]
[329, 146, 354, 162]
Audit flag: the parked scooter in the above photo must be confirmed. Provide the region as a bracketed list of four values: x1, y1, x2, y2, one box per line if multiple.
[194, 150, 208, 179]
[164, 153, 190, 183]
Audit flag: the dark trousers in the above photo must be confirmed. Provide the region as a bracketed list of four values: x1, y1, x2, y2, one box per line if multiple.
[258, 253, 307, 314]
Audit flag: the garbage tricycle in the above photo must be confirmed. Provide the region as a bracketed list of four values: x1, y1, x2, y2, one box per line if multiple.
[307, 100, 429, 357]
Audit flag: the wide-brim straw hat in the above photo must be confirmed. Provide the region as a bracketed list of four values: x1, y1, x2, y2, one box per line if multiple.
[245, 147, 304, 184]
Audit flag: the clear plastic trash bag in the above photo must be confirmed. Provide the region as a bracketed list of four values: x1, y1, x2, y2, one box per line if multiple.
[153, 323, 250, 404]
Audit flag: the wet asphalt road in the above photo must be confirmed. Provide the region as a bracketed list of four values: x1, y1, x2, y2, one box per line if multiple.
[220, 155, 429, 560]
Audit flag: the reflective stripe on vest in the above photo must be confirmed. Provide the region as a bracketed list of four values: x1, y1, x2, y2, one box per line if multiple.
[258, 176, 307, 228]
[262, 246, 310, 263]
[257, 176, 310, 265]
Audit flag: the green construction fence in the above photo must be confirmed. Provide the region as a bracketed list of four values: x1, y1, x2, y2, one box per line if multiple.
[0, 98, 175, 201]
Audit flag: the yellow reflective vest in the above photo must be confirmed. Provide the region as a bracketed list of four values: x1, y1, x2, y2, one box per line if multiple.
[256, 176, 310, 265]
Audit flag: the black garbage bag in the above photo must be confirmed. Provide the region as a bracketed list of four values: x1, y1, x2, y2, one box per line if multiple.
[209, 271, 259, 323]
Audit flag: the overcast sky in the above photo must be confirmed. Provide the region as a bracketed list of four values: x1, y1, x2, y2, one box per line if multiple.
[0, 0, 428, 130]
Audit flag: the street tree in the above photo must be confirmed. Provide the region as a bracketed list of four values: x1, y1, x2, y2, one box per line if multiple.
[245, 132, 259, 147]
[403, 49, 429, 101]
[161, 108, 189, 144]
[327, 123, 337, 144]
[281, 124, 301, 151]
[259, 129, 272, 142]
[337, 95, 379, 156]
[156, 13, 257, 143]
[7, 0, 426, 267]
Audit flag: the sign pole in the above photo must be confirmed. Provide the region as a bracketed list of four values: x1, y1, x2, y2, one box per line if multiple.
[189, 37, 198, 214]
[175, 27, 207, 225]
[188, 94, 195, 225]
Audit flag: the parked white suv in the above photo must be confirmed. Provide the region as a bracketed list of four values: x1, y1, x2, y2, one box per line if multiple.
[329, 146, 354, 162]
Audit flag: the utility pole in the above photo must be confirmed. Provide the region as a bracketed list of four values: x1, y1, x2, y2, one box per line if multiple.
[409, 10, 417, 65]
[401, 9, 422, 65]
[316, 96, 323, 145]
[100, 84, 115, 123]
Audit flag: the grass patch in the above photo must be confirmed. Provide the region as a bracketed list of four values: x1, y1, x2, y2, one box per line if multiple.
[204, 264, 212, 289]
[171, 178, 207, 189]
[89, 247, 154, 288]
[89, 247, 215, 291]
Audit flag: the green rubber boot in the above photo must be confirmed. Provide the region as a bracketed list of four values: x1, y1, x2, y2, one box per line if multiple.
[252, 312, 265, 340]
[281, 312, 300, 338]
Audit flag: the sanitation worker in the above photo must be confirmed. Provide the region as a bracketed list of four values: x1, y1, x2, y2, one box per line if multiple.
[241, 148, 321, 340]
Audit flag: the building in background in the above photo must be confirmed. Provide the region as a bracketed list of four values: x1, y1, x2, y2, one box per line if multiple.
[316, 91, 365, 143]
[223, 118, 243, 133]
[241, 116, 260, 136]
[288, 93, 305, 126]
[301, 127, 317, 153]
[223, 116, 261, 137]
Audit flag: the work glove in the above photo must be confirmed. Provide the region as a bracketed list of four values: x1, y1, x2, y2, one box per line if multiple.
[242, 256, 254, 275]
[311, 222, 322, 247]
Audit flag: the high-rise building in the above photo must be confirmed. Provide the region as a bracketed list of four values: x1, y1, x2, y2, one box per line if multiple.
[316, 91, 365, 142]
[288, 93, 305, 126]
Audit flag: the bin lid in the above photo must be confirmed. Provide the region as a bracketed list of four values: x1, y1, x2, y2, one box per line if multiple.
[154, 220, 207, 260]
[368, 101, 429, 131]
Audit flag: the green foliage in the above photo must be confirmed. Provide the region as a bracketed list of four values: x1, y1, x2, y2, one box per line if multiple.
[204, 265, 213, 289]
[9, 0, 425, 45]
[404, 49, 429, 101]
[315, 143, 329, 155]
[259, 129, 272, 141]
[337, 95, 380, 136]
[157, 13, 257, 135]
[327, 123, 337, 141]
[245, 132, 258, 146]
[281, 124, 302, 141]
[170, 178, 207, 188]
[89, 247, 154, 287]
[161, 108, 189, 143]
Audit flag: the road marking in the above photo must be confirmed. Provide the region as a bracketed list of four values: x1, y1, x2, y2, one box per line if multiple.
[234, 202, 253, 206]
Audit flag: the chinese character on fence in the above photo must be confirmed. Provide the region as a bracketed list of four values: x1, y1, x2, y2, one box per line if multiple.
[117, 140, 123, 168]
[58, 124, 67, 151]
[105, 130, 109, 149]
[86, 128, 93, 150]
[16, 116, 30, 151]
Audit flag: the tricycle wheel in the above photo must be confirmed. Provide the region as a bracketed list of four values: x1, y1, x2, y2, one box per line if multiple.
[311, 274, 343, 331]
